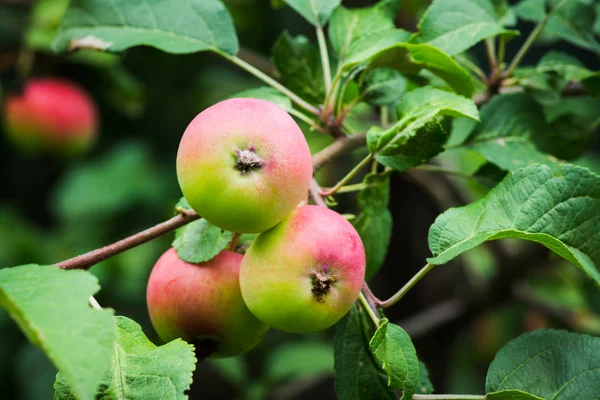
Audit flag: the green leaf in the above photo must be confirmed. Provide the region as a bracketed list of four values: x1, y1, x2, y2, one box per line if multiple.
[229, 86, 293, 112]
[417, 361, 435, 394]
[54, 316, 195, 400]
[413, 0, 518, 56]
[513, 0, 600, 53]
[374, 121, 449, 172]
[368, 87, 478, 156]
[0, 265, 116, 400]
[174, 197, 192, 213]
[353, 173, 393, 280]
[370, 44, 477, 97]
[486, 329, 600, 398]
[428, 164, 600, 286]
[369, 319, 419, 399]
[328, 2, 397, 62]
[486, 390, 543, 400]
[173, 219, 233, 264]
[334, 306, 395, 400]
[361, 68, 407, 106]
[282, 0, 341, 26]
[265, 341, 333, 383]
[344, 29, 411, 69]
[535, 51, 600, 96]
[464, 93, 593, 169]
[272, 31, 324, 105]
[53, 0, 239, 55]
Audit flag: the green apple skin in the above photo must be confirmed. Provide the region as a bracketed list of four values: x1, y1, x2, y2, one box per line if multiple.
[3, 78, 98, 156]
[146, 248, 269, 358]
[176, 98, 312, 234]
[240, 205, 366, 333]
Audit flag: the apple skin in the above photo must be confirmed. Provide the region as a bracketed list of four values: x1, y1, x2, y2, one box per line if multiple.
[3, 78, 98, 156]
[176, 98, 312, 234]
[240, 205, 366, 333]
[146, 248, 269, 358]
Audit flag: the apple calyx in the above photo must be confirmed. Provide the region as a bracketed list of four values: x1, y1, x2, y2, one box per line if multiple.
[234, 147, 264, 175]
[311, 270, 337, 303]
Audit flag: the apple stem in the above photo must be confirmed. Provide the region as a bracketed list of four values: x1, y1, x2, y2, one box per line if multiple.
[228, 233, 241, 252]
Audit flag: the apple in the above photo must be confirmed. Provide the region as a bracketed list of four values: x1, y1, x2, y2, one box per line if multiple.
[3, 78, 98, 156]
[146, 248, 269, 358]
[176, 98, 312, 234]
[240, 205, 366, 333]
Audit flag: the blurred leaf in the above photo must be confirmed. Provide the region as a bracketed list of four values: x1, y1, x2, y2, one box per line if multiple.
[413, 0, 518, 56]
[52, 142, 168, 221]
[361, 68, 407, 106]
[282, 0, 341, 26]
[334, 305, 395, 400]
[346, 42, 476, 97]
[0, 265, 115, 400]
[328, 2, 398, 62]
[369, 319, 419, 399]
[513, 0, 600, 53]
[486, 329, 600, 397]
[53, 0, 239, 55]
[417, 361, 434, 394]
[428, 164, 600, 286]
[272, 31, 324, 105]
[25, 0, 69, 51]
[0, 209, 42, 268]
[54, 316, 195, 400]
[354, 173, 392, 280]
[173, 219, 233, 263]
[16, 344, 58, 400]
[230, 86, 293, 112]
[266, 341, 333, 383]
[208, 357, 248, 388]
[367, 87, 478, 161]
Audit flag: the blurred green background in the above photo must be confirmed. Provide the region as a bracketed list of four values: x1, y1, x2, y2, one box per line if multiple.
[0, 0, 599, 399]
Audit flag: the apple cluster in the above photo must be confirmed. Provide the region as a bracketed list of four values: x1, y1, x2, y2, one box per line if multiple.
[147, 98, 366, 357]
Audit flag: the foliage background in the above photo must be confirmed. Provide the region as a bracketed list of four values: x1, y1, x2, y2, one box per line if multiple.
[0, 0, 598, 398]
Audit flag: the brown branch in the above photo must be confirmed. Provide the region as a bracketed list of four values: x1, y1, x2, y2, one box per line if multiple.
[312, 133, 367, 172]
[57, 210, 200, 270]
[309, 179, 328, 207]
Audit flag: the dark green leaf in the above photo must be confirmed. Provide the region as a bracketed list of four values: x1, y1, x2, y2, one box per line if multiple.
[486, 390, 543, 399]
[53, 0, 239, 55]
[229, 86, 293, 112]
[513, 0, 600, 53]
[282, 0, 341, 26]
[367, 87, 479, 156]
[354, 173, 393, 280]
[428, 164, 600, 286]
[272, 31, 324, 105]
[369, 319, 419, 399]
[334, 306, 395, 400]
[465, 93, 593, 169]
[486, 329, 600, 398]
[328, 2, 397, 63]
[417, 361, 435, 394]
[173, 219, 233, 263]
[374, 121, 449, 172]
[0, 265, 116, 400]
[54, 316, 195, 400]
[413, 0, 518, 56]
[361, 68, 407, 106]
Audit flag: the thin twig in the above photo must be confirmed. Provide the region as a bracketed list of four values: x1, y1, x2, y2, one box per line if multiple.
[311, 133, 367, 171]
[377, 263, 436, 308]
[57, 210, 201, 270]
[309, 179, 328, 207]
